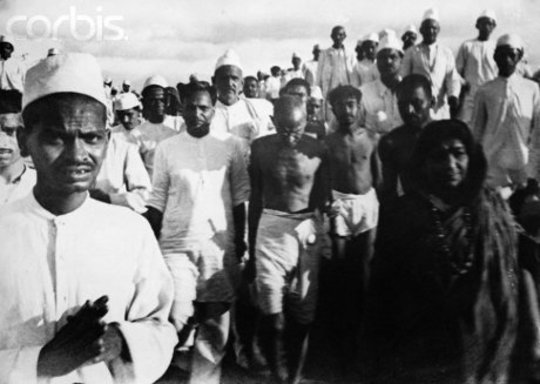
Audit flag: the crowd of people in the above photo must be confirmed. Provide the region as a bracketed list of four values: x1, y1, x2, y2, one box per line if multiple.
[2, 5, 540, 384]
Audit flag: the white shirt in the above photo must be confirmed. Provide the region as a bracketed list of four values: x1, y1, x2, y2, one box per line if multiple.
[352, 59, 379, 88]
[317, 46, 354, 97]
[456, 38, 498, 124]
[0, 194, 177, 383]
[400, 42, 461, 119]
[302, 60, 319, 86]
[360, 79, 402, 134]
[212, 98, 274, 155]
[95, 126, 152, 213]
[281, 68, 304, 88]
[0, 58, 24, 92]
[472, 74, 540, 187]
[131, 120, 177, 177]
[265, 76, 281, 99]
[148, 130, 250, 254]
[0, 164, 36, 208]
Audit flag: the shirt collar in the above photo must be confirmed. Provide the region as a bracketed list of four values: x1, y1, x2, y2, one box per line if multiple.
[26, 190, 92, 223]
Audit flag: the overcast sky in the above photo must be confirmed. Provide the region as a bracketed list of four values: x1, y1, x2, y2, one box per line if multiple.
[1, 0, 538, 89]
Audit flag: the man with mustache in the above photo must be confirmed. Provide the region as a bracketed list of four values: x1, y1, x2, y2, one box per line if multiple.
[400, 8, 461, 120]
[0, 113, 35, 207]
[359, 31, 403, 134]
[211, 49, 274, 158]
[0, 53, 177, 383]
[146, 81, 249, 384]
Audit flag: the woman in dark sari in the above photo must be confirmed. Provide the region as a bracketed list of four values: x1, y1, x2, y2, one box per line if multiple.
[364, 120, 519, 383]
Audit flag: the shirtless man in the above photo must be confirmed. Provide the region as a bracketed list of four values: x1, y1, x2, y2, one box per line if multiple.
[324, 85, 380, 375]
[249, 95, 329, 384]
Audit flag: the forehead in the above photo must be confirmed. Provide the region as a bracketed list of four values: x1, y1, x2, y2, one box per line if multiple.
[477, 17, 495, 25]
[334, 95, 359, 104]
[429, 138, 466, 153]
[400, 84, 429, 100]
[287, 85, 308, 95]
[377, 48, 401, 59]
[185, 90, 213, 105]
[332, 27, 346, 35]
[245, 78, 258, 85]
[32, 95, 106, 128]
[144, 86, 165, 98]
[215, 65, 242, 79]
[422, 19, 440, 29]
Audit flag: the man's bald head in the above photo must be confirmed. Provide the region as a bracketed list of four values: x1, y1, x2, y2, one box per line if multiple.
[331, 26, 346, 47]
[274, 95, 307, 147]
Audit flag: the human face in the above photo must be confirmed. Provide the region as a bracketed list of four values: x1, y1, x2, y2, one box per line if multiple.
[476, 17, 496, 40]
[402, 31, 417, 48]
[313, 47, 321, 60]
[285, 85, 309, 104]
[20, 96, 108, 197]
[0, 114, 22, 169]
[307, 98, 323, 122]
[292, 57, 301, 70]
[214, 65, 243, 106]
[142, 86, 166, 122]
[184, 91, 215, 138]
[331, 27, 346, 47]
[494, 45, 522, 77]
[332, 96, 360, 127]
[376, 48, 402, 77]
[423, 138, 469, 190]
[398, 85, 431, 128]
[0, 43, 13, 60]
[243, 78, 259, 98]
[116, 108, 140, 131]
[420, 19, 440, 45]
[362, 40, 378, 61]
[275, 108, 306, 148]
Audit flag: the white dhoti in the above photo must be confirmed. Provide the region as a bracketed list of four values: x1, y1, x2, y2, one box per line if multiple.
[331, 188, 379, 237]
[255, 209, 322, 324]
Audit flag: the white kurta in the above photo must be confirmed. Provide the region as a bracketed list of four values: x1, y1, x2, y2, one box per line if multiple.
[360, 79, 402, 134]
[0, 164, 36, 208]
[352, 59, 379, 88]
[265, 76, 281, 100]
[281, 68, 304, 88]
[400, 42, 461, 119]
[456, 38, 497, 124]
[95, 126, 152, 213]
[316, 46, 354, 97]
[131, 121, 177, 178]
[211, 98, 274, 156]
[0, 58, 25, 92]
[0, 194, 177, 384]
[472, 74, 540, 187]
[302, 60, 319, 86]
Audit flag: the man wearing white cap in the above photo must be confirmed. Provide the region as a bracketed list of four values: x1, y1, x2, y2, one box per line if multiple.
[360, 31, 403, 134]
[401, 25, 418, 51]
[146, 81, 249, 384]
[317, 26, 354, 104]
[306, 86, 328, 140]
[400, 8, 461, 120]
[303, 44, 321, 86]
[281, 53, 305, 88]
[456, 10, 498, 125]
[352, 33, 380, 87]
[472, 34, 540, 195]
[131, 75, 178, 177]
[0, 113, 36, 208]
[211, 49, 274, 156]
[0, 53, 176, 383]
[92, 92, 151, 214]
[0, 35, 25, 113]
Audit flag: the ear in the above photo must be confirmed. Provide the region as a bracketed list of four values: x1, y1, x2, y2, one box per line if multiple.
[16, 126, 29, 157]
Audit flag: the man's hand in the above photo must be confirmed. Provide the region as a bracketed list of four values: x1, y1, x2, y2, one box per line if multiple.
[37, 296, 124, 377]
[89, 189, 111, 204]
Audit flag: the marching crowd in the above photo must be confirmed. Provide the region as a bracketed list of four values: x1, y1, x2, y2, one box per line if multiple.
[2, 5, 540, 384]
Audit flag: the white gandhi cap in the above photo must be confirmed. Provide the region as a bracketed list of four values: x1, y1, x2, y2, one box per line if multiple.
[215, 49, 243, 72]
[143, 74, 168, 90]
[422, 8, 440, 22]
[378, 31, 404, 54]
[479, 9, 497, 23]
[114, 92, 141, 111]
[23, 53, 107, 111]
[496, 33, 524, 50]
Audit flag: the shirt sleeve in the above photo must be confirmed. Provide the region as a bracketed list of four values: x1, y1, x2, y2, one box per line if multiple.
[316, 51, 326, 90]
[471, 87, 488, 141]
[146, 142, 169, 212]
[229, 137, 250, 206]
[527, 85, 540, 181]
[444, 49, 461, 98]
[0, 346, 43, 384]
[108, 221, 177, 383]
[455, 43, 467, 78]
[109, 143, 153, 213]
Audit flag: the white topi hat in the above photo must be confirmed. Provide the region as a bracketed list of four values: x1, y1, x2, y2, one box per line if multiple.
[215, 49, 243, 72]
[114, 92, 141, 111]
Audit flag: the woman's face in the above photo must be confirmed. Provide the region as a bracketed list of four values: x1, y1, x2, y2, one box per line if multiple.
[423, 138, 469, 191]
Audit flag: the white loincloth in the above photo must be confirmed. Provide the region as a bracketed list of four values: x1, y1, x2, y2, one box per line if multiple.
[331, 188, 379, 237]
[255, 209, 322, 324]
